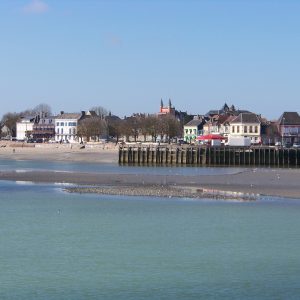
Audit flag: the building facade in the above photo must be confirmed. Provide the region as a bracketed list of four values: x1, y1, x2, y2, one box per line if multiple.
[184, 117, 205, 143]
[32, 114, 55, 141]
[54, 112, 81, 143]
[16, 117, 35, 140]
[229, 113, 261, 144]
[278, 112, 300, 145]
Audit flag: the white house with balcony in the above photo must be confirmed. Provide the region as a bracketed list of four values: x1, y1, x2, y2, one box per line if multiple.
[229, 113, 261, 144]
[54, 112, 81, 143]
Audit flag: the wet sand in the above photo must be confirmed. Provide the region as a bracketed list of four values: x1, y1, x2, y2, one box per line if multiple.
[1, 141, 300, 199]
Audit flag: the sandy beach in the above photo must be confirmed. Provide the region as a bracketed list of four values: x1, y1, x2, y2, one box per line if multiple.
[0, 141, 119, 163]
[1, 141, 300, 199]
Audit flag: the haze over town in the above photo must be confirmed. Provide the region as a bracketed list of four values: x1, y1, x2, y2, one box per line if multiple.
[1, 0, 300, 119]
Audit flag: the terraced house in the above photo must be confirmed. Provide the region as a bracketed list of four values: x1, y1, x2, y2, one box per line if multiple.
[183, 116, 206, 143]
[278, 112, 300, 145]
[229, 113, 261, 144]
[55, 111, 81, 143]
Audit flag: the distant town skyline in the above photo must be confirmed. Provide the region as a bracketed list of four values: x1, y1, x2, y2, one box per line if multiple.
[1, 0, 300, 120]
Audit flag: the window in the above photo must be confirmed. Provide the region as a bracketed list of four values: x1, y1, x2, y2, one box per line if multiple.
[61, 128, 63, 134]
[249, 126, 253, 133]
[68, 122, 77, 126]
[60, 122, 64, 126]
[56, 122, 59, 126]
[232, 126, 235, 133]
[244, 126, 247, 133]
[56, 129, 59, 134]
[255, 126, 258, 133]
[69, 128, 72, 134]
[237, 126, 240, 133]
[73, 128, 76, 135]
[185, 129, 188, 134]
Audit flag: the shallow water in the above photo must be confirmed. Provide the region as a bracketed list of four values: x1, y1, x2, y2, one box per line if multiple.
[0, 158, 246, 176]
[1, 180, 300, 299]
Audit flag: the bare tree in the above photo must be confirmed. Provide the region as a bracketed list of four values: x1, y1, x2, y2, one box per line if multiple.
[107, 117, 123, 143]
[90, 106, 108, 119]
[142, 115, 160, 142]
[77, 117, 107, 142]
[159, 115, 182, 143]
[123, 117, 140, 142]
[33, 103, 52, 116]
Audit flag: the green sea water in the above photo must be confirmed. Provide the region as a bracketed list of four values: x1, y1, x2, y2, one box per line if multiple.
[0, 181, 300, 299]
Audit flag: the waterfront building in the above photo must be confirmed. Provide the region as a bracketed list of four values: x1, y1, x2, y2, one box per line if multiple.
[202, 115, 235, 137]
[229, 113, 261, 144]
[184, 116, 206, 143]
[16, 116, 35, 140]
[54, 111, 81, 143]
[32, 113, 55, 141]
[278, 112, 300, 145]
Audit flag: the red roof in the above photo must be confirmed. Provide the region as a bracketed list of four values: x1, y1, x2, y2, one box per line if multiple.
[197, 134, 224, 140]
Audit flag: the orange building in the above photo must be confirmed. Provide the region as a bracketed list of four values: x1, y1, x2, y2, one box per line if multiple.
[158, 99, 176, 116]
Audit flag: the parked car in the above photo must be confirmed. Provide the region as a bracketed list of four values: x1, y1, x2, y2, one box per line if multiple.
[292, 143, 300, 148]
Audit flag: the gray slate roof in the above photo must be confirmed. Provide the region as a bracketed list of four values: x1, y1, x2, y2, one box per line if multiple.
[55, 113, 81, 120]
[231, 113, 260, 124]
[184, 119, 203, 127]
[278, 112, 300, 125]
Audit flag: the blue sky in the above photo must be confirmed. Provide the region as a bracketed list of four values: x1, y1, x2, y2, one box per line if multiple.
[1, 0, 300, 119]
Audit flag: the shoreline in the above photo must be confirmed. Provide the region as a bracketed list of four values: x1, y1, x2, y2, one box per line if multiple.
[1, 142, 300, 200]
[1, 168, 300, 199]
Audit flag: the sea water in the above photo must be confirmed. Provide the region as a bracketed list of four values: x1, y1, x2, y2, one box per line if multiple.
[0, 159, 245, 176]
[0, 180, 300, 300]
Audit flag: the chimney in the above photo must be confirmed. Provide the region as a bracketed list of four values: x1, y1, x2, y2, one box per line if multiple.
[81, 111, 86, 117]
[60, 111, 64, 115]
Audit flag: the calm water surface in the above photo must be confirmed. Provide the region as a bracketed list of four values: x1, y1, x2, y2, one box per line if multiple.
[0, 180, 300, 300]
[0, 159, 245, 176]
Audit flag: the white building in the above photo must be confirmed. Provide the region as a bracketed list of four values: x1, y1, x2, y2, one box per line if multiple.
[54, 112, 81, 143]
[229, 113, 261, 144]
[16, 117, 35, 140]
[184, 117, 204, 143]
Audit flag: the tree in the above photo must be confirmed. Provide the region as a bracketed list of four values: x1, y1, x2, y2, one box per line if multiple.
[32, 103, 52, 116]
[106, 117, 123, 143]
[90, 106, 108, 119]
[77, 117, 107, 142]
[143, 115, 160, 142]
[159, 115, 182, 143]
[123, 116, 140, 142]
[1, 112, 21, 137]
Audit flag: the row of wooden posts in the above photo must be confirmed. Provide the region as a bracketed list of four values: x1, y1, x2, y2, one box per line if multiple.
[119, 145, 300, 167]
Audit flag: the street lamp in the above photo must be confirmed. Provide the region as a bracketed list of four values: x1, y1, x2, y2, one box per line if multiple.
[281, 117, 285, 147]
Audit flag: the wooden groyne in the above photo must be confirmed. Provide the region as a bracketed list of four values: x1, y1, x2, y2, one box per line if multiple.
[119, 145, 300, 167]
